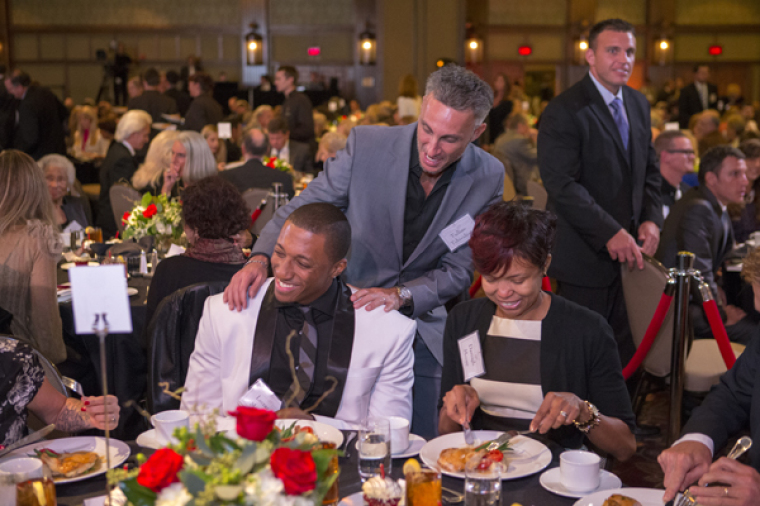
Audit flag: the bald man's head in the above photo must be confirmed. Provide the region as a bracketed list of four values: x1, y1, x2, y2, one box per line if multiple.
[243, 127, 270, 159]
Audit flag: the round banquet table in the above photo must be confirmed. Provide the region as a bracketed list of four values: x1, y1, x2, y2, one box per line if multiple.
[55, 432, 584, 506]
[57, 263, 152, 441]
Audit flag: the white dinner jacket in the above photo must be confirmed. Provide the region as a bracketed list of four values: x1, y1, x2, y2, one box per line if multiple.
[181, 279, 416, 429]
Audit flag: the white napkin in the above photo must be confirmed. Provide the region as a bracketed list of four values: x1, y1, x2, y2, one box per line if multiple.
[83, 489, 127, 506]
[166, 244, 186, 258]
[63, 220, 84, 233]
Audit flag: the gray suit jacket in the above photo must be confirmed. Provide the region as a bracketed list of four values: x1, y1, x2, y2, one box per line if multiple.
[252, 123, 504, 363]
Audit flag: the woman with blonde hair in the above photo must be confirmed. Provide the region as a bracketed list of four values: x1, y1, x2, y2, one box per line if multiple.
[71, 105, 109, 161]
[0, 150, 65, 364]
[201, 124, 227, 171]
[161, 131, 217, 195]
[132, 130, 179, 193]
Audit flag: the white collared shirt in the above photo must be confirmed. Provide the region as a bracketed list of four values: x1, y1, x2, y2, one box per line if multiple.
[122, 140, 136, 156]
[589, 72, 629, 127]
[270, 140, 290, 164]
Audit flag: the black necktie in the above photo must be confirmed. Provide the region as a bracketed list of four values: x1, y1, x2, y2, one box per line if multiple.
[281, 306, 318, 406]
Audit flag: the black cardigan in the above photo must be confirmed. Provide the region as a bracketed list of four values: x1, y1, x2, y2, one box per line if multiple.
[440, 293, 636, 449]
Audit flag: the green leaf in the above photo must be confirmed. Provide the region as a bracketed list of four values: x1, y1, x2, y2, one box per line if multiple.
[179, 469, 209, 495]
[193, 427, 215, 458]
[141, 192, 153, 207]
[232, 442, 258, 475]
[118, 477, 157, 506]
[310, 449, 335, 477]
[188, 453, 213, 467]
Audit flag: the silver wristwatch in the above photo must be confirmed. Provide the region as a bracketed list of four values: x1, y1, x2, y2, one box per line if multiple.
[396, 286, 413, 307]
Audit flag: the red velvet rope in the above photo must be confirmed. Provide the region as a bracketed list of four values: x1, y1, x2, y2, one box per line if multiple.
[622, 292, 674, 379]
[468, 276, 553, 298]
[702, 299, 737, 369]
[250, 208, 263, 225]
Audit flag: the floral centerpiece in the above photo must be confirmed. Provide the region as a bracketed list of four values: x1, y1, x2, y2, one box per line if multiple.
[122, 193, 183, 255]
[111, 407, 340, 506]
[262, 156, 293, 174]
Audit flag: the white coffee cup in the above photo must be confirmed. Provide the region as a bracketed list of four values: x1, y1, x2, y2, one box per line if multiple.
[151, 410, 190, 445]
[388, 416, 410, 454]
[559, 450, 601, 493]
[751, 231, 760, 247]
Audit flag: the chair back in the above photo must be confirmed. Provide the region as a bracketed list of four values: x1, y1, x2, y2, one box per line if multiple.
[147, 281, 228, 413]
[0, 334, 68, 396]
[110, 183, 142, 233]
[251, 193, 280, 236]
[620, 255, 675, 377]
[526, 180, 548, 210]
[241, 188, 270, 217]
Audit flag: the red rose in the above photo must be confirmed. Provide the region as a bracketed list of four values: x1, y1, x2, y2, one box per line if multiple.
[142, 203, 158, 218]
[227, 406, 276, 441]
[136, 448, 183, 492]
[266, 158, 277, 168]
[270, 448, 317, 495]
[122, 212, 131, 224]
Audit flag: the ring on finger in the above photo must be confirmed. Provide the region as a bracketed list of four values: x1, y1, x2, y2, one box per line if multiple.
[724, 487, 729, 497]
[559, 411, 568, 418]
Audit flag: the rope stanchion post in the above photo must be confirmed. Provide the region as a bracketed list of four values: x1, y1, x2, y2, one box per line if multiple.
[668, 251, 695, 445]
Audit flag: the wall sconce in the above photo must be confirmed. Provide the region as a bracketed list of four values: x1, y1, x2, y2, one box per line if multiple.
[359, 23, 376, 65]
[245, 23, 263, 66]
[574, 35, 589, 65]
[465, 36, 483, 64]
[653, 37, 673, 65]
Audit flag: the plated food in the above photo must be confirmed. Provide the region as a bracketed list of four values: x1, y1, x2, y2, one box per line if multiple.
[362, 475, 403, 506]
[602, 495, 641, 506]
[278, 423, 319, 445]
[35, 448, 101, 478]
[437, 437, 509, 473]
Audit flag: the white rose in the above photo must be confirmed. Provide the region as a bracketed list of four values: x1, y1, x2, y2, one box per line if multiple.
[155, 483, 192, 506]
[156, 222, 167, 234]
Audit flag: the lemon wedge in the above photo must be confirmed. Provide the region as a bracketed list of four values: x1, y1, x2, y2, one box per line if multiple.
[403, 458, 421, 475]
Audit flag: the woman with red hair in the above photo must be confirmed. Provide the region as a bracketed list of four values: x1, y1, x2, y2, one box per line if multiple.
[438, 202, 636, 461]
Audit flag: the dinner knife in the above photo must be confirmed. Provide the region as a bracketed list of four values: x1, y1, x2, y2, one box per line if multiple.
[0, 424, 56, 459]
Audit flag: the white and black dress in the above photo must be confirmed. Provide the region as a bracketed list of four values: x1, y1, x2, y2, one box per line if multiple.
[0, 340, 45, 446]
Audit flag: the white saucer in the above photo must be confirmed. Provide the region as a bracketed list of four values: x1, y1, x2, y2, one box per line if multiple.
[393, 434, 426, 458]
[539, 467, 622, 498]
[127, 287, 138, 297]
[136, 428, 164, 449]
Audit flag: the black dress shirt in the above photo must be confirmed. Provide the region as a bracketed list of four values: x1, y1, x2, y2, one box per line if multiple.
[403, 132, 456, 263]
[270, 279, 339, 410]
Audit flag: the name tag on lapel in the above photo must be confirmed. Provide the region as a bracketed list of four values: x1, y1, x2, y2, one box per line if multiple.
[439, 214, 475, 252]
[458, 331, 485, 382]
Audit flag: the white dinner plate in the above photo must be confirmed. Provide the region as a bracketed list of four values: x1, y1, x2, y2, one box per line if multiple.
[0, 436, 130, 484]
[419, 430, 551, 480]
[573, 487, 666, 506]
[540, 467, 622, 498]
[127, 287, 138, 297]
[60, 262, 99, 270]
[275, 419, 344, 447]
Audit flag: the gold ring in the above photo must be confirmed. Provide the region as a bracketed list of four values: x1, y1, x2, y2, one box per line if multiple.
[724, 487, 729, 497]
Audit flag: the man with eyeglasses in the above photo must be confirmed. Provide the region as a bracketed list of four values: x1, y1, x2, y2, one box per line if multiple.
[654, 130, 696, 218]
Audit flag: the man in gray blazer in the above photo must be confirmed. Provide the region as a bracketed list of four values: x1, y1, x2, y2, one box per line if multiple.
[224, 65, 504, 439]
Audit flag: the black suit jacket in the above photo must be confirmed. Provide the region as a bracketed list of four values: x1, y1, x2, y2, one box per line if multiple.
[682, 332, 760, 470]
[13, 86, 68, 159]
[287, 140, 314, 175]
[678, 82, 719, 129]
[97, 142, 137, 238]
[164, 89, 191, 117]
[655, 185, 733, 296]
[282, 91, 314, 144]
[219, 158, 295, 198]
[183, 94, 223, 132]
[538, 74, 662, 287]
[128, 90, 177, 123]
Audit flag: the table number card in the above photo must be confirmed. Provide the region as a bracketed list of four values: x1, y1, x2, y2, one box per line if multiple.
[217, 122, 232, 139]
[458, 331, 485, 382]
[69, 265, 133, 334]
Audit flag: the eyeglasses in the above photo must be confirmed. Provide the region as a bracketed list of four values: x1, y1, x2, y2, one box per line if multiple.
[666, 149, 696, 155]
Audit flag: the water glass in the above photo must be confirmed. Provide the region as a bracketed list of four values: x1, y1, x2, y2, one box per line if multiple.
[357, 417, 391, 480]
[464, 458, 503, 506]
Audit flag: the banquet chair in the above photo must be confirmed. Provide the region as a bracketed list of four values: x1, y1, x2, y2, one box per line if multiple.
[147, 281, 228, 413]
[251, 193, 279, 236]
[621, 255, 747, 408]
[109, 183, 141, 234]
[241, 187, 270, 233]
[526, 180, 547, 210]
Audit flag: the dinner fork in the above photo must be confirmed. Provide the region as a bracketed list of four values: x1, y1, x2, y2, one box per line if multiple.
[674, 436, 752, 506]
[62, 376, 85, 397]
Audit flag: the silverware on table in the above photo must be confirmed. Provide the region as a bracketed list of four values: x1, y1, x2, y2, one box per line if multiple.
[463, 419, 474, 445]
[674, 436, 752, 506]
[442, 486, 464, 503]
[0, 424, 56, 459]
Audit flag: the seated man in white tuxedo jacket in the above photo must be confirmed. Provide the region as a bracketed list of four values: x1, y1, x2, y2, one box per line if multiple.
[182, 203, 416, 429]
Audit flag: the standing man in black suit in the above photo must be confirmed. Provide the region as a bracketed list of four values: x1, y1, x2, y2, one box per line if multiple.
[274, 66, 314, 146]
[0, 65, 16, 150]
[219, 127, 294, 198]
[268, 117, 313, 177]
[164, 71, 191, 117]
[184, 72, 223, 133]
[678, 64, 719, 129]
[128, 68, 177, 123]
[655, 146, 752, 343]
[538, 18, 663, 365]
[658, 250, 760, 505]
[4, 69, 68, 160]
